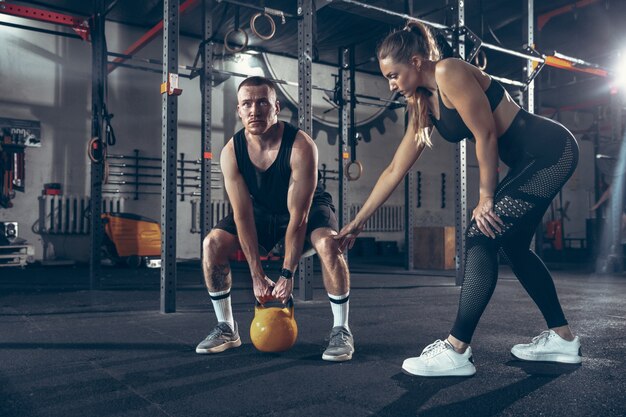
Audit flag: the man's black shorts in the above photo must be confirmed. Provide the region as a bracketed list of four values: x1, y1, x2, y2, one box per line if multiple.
[213, 203, 338, 253]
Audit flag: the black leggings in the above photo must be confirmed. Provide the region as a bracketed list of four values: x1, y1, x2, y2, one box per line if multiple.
[450, 110, 579, 343]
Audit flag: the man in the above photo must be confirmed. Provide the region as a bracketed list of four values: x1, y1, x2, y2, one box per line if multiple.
[196, 76, 354, 361]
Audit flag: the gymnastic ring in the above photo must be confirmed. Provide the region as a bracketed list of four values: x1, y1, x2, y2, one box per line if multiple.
[345, 160, 363, 182]
[474, 50, 487, 71]
[224, 28, 248, 53]
[250, 12, 276, 41]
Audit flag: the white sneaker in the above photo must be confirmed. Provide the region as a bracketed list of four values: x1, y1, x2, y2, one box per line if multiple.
[402, 339, 476, 377]
[511, 330, 582, 364]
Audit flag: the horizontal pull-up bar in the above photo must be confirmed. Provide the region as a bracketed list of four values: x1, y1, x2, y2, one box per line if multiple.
[215, 0, 298, 20]
[333, 0, 611, 80]
[336, 0, 448, 30]
[490, 75, 526, 88]
[480, 42, 544, 63]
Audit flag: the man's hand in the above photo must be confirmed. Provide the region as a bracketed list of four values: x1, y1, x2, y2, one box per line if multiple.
[271, 277, 293, 304]
[253, 275, 275, 304]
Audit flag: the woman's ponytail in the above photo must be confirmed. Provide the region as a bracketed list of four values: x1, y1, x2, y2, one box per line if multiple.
[377, 21, 440, 148]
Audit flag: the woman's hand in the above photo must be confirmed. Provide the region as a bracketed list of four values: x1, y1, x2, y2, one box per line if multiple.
[334, 218, 365, 252]
[472, 197, 505, 238]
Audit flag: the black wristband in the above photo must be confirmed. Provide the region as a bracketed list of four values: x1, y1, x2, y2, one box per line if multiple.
[280, 268, 293, 279]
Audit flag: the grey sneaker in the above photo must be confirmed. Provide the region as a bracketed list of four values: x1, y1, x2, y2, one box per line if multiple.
[195, 321, 242, 354]
[322, 326, 354, 362]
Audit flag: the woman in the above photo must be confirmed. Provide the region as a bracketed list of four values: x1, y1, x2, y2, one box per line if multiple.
[335, 22, 581, 377]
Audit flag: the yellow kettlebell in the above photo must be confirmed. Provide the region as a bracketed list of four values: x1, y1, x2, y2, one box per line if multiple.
[250, 297, 298, 352]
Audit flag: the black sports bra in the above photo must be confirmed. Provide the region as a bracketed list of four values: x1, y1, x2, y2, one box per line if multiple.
[429, 79, 505, 143]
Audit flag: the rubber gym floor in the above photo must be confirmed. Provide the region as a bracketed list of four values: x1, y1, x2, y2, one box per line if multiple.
[1, 261, 625, 417]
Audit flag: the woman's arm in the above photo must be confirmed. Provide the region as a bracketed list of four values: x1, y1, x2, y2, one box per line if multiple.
[436, 59, 503, 237]
[436, 59, 498, 198]
[354, 119, 426, 226]
[335, 115, 426, 250]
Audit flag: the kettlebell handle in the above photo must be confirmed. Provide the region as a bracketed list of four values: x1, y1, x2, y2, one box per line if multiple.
[255, 296, 294, 310]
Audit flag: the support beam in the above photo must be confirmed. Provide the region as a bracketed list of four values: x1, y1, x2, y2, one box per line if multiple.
[160, 0, 180, 313]
[297, 0, 314, 301]
[525, 0, 535, 114]
[89, 0, 106, 289]
[538, 0, 600, 31]
[525, 0, 537, 254]
[339, 47, 351, 238]
[404, 172, 415, 270]
[603, 90, 625, 273]
[453, 0, 467, 287]
[200, 0, 214, 253]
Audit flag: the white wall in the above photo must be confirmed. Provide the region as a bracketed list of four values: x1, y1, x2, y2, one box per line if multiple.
[0, 17, 92, 260]
[0, 17, 596, 262]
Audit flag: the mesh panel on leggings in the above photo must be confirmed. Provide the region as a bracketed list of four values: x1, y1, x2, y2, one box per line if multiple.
[466, 197, 535, 238]
[519, 139, 575, 198]
[456, 244, 497, 331]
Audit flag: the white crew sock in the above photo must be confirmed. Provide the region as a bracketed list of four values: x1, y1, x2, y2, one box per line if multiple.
[209, 289, 234, 330]
[328, 292, 350, 329]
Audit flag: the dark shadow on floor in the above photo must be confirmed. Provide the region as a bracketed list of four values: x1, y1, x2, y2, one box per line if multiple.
[412, 363, 580, 417]
[0, 375, 38, 417]
[0, 342, 192, 351]
[505, 358, 582, 376]
[375, 373, 466, 416]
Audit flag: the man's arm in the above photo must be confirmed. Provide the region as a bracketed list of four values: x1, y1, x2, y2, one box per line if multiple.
[283, 131, 318, 272]
[272, 132, 317, 303]
[221, 140, 267, 288]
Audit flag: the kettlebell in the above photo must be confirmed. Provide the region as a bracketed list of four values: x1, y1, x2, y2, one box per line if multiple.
[250, 297, 298, 352]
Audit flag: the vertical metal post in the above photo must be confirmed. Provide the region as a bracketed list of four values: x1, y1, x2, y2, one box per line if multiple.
[453, 0, 467, 286]
[160, 0, 179, 313]
[404, 172, 415, 269]
[297, 0, 314, 300]
[339, 47, 351, 231]
[525, 0, 539, 253]
[89, 0, 106, 290]
[346, 45, 354, 233]
[404, 102, 414, 270]
[605, 90, 625, 273]
[201, 0, 214, 253]
[525, 0, 534, 114]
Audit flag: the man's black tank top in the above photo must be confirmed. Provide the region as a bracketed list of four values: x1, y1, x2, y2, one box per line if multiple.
[233, 122, 333, 214]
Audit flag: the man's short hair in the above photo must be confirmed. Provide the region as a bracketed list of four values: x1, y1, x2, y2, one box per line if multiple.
[237, 76, 277, 93]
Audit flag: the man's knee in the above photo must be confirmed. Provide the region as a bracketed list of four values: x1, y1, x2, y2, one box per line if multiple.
[313, 234, 342, 261]
[203, 229, 236, 261]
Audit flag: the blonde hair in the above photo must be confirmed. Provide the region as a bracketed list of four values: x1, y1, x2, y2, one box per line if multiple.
[377, 21, 441, 147]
